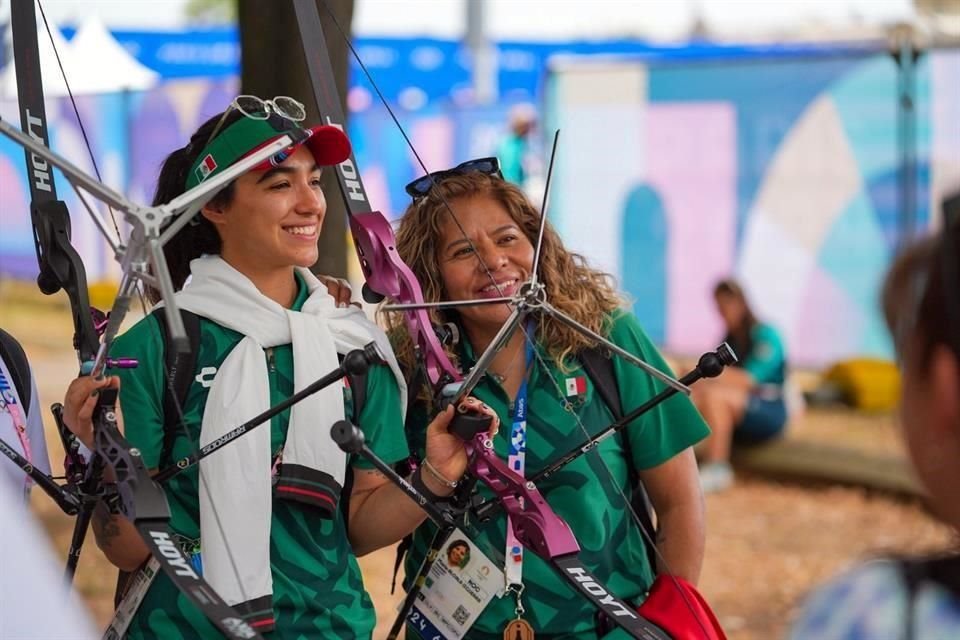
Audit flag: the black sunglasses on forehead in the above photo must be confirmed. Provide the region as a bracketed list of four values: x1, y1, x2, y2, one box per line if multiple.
[404, 157, 503, 200]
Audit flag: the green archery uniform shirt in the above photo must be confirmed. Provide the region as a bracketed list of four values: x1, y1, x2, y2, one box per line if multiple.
[112, 275, 408, 639]
[404, 311, 709, 639]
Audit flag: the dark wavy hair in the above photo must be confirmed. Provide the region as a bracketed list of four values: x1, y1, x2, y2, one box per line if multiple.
[882, 218, 960, 371]
[446, 540, 470, 567]
[713, 278, 758, 366]
[145, 109, 247, 303]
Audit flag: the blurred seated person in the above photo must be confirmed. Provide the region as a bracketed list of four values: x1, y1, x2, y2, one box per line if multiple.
[791, 207, 960, 638]
[692, 279, 788, 492]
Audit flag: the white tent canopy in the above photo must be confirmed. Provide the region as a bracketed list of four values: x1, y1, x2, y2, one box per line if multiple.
[0, 16, 158, 99]
[68, 17, 159, 93]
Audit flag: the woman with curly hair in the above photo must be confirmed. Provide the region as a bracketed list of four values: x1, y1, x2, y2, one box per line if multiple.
[386, 166, 709, 638]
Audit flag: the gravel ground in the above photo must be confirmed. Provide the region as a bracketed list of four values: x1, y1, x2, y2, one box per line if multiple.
[4, 296, 955, 639]
[697, 476, 954, 638]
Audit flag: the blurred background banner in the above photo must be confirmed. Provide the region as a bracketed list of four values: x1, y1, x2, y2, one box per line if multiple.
[0, 8, 958, 370]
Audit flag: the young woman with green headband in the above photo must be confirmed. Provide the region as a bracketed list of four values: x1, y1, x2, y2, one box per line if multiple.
[61, 100, 497, 638]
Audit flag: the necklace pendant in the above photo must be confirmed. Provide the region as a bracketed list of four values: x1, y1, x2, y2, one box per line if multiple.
[503, 618, 535, 640]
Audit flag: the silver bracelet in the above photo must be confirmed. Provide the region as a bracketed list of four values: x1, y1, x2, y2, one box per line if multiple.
[422, 458, 459, 489]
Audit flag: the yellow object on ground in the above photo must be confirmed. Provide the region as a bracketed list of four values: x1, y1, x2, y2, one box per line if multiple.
[88, 281, 120, 310]
[823, 358, 901, 412]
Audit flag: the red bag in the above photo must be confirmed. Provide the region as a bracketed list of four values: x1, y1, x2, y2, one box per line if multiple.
[635, 575, 727, 640]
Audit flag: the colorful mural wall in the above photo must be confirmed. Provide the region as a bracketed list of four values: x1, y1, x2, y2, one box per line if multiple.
[546, 51, 960, 367]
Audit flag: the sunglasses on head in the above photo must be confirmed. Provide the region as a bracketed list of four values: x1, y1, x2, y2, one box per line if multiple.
[206, 95, 308, 150]
[404, 157, 503, 201]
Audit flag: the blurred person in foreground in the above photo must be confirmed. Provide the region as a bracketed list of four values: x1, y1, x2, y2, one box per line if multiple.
[0, 327, 50, 504]
[0, 330, 95, 636]
[0, 476, 97, 639]
[791, 207, 960, 639]
[692, 279, 788, 492]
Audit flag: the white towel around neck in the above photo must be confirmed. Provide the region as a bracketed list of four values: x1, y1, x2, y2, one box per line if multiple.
[166, 255, 405, 609]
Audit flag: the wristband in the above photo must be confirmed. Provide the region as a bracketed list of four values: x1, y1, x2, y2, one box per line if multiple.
[409, 466, 449, 502]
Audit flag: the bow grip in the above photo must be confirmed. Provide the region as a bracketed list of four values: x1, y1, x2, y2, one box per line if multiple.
[468, 440, 581, 559]
[448, 407, 493, 441]
[92, 389, 170, 523]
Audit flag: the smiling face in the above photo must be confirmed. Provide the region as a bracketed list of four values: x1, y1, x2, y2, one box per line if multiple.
[202, 145, 325, 283]
[437, 195, 535, 340]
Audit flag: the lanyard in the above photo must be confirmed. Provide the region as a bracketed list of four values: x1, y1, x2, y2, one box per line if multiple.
[503, 334, 535, 589]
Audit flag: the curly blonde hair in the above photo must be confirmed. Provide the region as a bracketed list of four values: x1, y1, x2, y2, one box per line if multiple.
[381, 172, 623, 373]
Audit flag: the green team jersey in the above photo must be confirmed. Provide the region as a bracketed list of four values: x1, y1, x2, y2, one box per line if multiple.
[112, 276, 408, 639]
[404, 311, 709, 639]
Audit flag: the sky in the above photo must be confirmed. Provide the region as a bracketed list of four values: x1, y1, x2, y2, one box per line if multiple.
[6, 0, 918, 40]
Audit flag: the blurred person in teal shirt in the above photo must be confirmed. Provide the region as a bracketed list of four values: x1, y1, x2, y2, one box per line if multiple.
[496, 103, 537, 186]
[692, 279, 788, 492]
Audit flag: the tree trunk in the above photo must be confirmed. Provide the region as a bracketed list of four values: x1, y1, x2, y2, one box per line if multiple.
[238, 0, 354, 278]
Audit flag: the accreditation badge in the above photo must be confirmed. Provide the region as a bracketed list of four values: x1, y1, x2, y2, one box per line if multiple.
[406, 530, 505, 639]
